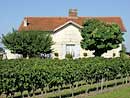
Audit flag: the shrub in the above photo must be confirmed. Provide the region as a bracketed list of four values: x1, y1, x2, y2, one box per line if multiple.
[0, 54, 3, 60]
[0, 57, 130, 97]
[2, 31, 54, 58]
[65, 54, 73, 59]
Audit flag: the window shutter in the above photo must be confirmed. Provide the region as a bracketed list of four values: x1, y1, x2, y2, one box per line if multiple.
[74, 44, 80, 59]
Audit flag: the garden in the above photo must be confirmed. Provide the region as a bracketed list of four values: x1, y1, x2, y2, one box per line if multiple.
[0, 19, 128, 98]
[0, 57, 130, 98]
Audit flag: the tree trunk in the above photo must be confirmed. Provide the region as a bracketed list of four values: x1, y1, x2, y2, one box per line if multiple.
[85, 84, 89, 94]
[32, 88, 35, 98]
[44, 88, 47, 95]
[125, 76, 128, 84]
[101, 78, 104, 92]
[26, 54, 29, 59]
[115, 78, 117, 87]
[121, 76, 124, 85]
[76, 82, 78, 88]
[44, 86, 47, 95]
[41, 88, 44, 97]
[70, 84, 72, 89]
[71, 85, 74, 98]
[6, 94, 8, 98]
[58, 86, 61, 98]
[21, 91, 24, 98]
[123, 77, 124, 85]
[27, 92, 31, 98]
[129, 76, 130, 83]
[105, 79, 108, 89]
[10, 92, 14, 98]
[96, 83, 99, 92]
[91, 80, 93, 86]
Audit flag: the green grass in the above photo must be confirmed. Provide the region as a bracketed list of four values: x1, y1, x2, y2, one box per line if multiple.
[11, 78, 129, 98]
[88, 85, 130, 98]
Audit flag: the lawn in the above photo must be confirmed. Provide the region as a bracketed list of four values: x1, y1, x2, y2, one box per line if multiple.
[88, 85, 130, 98]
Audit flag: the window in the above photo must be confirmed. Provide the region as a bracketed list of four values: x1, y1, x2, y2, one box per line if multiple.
[66, 44, 75, 57]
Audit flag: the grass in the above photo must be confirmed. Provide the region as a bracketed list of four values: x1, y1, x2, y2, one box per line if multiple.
[39, 78, 129, 98]
[1, 78, 129, 98]
[87, 85, 130, 98]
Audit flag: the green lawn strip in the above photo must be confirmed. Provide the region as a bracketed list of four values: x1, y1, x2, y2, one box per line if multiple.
[87, 85, 130, 98]
[14, 89, 41, 98]
[13, 81, 86, 97]
[13, 78, 128, 98]
[44, 79, 126, 98]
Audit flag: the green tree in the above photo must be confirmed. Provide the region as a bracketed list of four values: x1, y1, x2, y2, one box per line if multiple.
[2, 30, 53, 58]
[0, 47, 4, 53]
[120, 44, 128, 58]
[0, 47, 4, 60]
[81, 19, 124, 56]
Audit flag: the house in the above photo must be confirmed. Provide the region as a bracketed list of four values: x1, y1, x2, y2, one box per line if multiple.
[18, 9, 126, 59]
[2, 49, 22, 59]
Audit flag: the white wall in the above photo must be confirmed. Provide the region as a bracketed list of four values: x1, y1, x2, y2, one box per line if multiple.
[52, 23, 122, 59]
[4, 23, 122, 59]
[3, 49, 22, 59]
[102, 44, 122, 58]
[52, 24, 94, 59]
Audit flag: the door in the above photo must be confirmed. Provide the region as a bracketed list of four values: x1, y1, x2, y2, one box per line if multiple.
[66, 44, 75, 57]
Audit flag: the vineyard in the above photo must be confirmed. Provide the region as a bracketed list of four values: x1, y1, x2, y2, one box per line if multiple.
[87, 84, 130, 98]
[0, 57, 130, 98]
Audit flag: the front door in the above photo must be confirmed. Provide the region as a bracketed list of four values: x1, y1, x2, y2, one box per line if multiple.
[66, 44, 75, 57]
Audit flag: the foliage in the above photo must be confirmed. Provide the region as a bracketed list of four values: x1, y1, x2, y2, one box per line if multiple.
[0, 47, 4, 53]
[121, 44, 126, 53]
[65, 54, 73, 59]
[81, 19, 124, 56]
[0, 47, 4, 60]
[0, 57, 130, 97]
[120, 44, 128, 58]
[2, 30, 54, 58]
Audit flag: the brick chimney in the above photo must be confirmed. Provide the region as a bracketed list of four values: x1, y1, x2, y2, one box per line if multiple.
[69, 9, 78, 17]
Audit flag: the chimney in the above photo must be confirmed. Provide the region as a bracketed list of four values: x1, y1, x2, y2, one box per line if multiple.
[23, 18, 28, 27]
[69, 9, 78, 17]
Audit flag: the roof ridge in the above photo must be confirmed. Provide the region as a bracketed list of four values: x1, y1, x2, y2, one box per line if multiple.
[24, 16, 122, 19]
[79, 16, 121, 18]
[24, 16, 68, 18]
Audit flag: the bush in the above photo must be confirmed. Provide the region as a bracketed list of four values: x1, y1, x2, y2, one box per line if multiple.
[65, 54, 73, 59]
[0, 57, 130, 97]
[2, 31, 54, 58]
[0, 54, 3, 60]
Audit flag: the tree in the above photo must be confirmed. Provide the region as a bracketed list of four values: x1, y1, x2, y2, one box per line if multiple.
[2, 30, 54, 58]
[81, 19, 124, 56]
[0, 47, 4, 60]
[0, 47, 4, 53]
[120, 44, 129, 58]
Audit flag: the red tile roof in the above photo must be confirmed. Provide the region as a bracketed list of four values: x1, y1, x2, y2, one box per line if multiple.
[18, 16, 126, 32]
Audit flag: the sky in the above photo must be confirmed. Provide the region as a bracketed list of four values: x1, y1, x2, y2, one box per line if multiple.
[0, 0, 130, 51]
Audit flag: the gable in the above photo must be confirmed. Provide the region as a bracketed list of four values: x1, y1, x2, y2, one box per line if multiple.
[52, 23, 82, 43]
[54, 21, 83, 32]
